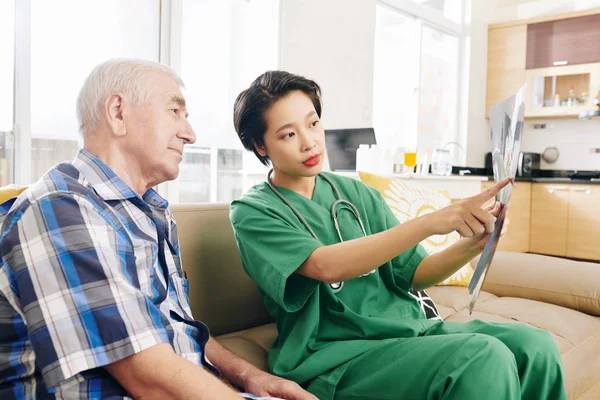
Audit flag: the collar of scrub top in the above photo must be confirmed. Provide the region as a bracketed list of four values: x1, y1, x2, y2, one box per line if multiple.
[266, 169, 372, 293]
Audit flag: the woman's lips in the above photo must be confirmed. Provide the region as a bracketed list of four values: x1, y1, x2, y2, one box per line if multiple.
[303, 154, 320, 167]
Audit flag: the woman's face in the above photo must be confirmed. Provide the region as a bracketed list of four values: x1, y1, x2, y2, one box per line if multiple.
[256, 90, 325, 178]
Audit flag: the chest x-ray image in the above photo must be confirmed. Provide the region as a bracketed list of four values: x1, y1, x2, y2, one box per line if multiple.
[468, 84, 527, 314]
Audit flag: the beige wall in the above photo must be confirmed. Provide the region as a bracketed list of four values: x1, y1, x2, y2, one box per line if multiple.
[280, 0, 600, 169]
[279, 0, 377, 130]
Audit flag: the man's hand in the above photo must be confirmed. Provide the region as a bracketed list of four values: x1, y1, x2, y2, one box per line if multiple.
[242, 370, 318, 400]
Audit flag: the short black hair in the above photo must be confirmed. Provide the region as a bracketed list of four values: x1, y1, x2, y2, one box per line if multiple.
[233, 71, 322, 166]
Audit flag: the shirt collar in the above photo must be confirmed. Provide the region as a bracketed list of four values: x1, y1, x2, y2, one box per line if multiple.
[72, 149, 169, 209]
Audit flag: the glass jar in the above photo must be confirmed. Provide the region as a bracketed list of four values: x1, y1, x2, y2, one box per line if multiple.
[431, 149, 452, 176]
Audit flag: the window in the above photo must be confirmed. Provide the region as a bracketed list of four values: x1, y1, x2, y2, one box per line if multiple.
[410, 0, 462, 24]
[418, 25, 459, 151]
[0, 0, 14, 186]
[29, 0, 160, 182]
[373, 6, 421, 150]
[374, 2, 464, 160]
[171, 0, 279, 203]
[7, 0, 278, 198]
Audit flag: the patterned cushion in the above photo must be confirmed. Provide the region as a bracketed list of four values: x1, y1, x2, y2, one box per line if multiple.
[0, 185, 28, 205]
[358, 171, 472, 287]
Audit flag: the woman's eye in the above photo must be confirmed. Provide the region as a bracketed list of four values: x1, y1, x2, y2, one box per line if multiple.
[282, 132, 295, 140]
[311, 120, 320, 127]
[171, 109, 179, 115]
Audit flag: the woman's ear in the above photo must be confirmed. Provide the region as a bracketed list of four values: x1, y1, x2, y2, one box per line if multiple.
[253, 140, 268, 157]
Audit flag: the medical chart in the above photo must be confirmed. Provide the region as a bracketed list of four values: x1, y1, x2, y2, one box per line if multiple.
[468, 84, 527, 315]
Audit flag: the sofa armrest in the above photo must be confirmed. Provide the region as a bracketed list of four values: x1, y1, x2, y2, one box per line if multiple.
[476, 252, 600, 316]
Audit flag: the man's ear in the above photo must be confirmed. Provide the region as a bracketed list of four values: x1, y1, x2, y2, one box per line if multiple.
[105, 93, 127, 137]
[253, 140, 268, 157]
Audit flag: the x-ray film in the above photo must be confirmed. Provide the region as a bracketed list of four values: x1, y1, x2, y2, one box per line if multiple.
[468, 84, 526, 314]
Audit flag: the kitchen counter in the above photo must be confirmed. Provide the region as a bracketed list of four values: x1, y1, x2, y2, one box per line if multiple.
[334, 171, 486, 199]
[335, 171, 488, 181]
[489, 177, 600, 184]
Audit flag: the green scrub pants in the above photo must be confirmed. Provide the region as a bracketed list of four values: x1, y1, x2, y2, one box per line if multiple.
[333, 320, 566, 400]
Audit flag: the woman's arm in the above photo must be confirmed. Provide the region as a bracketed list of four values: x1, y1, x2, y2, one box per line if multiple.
[412, 201, 506, 290]
[297, 178, 511, 284]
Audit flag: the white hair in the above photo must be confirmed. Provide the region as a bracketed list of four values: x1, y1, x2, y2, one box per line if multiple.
[76, 58, 184, 136]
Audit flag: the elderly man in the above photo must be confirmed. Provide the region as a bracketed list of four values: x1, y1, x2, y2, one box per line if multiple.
[0, 59, 316, 400]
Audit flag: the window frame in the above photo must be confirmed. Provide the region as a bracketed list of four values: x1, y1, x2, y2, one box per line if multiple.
[376, 0, 470, 166]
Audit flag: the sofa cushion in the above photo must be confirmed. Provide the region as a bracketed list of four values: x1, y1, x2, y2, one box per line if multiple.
[171, 204, 273, 336]
[428, 286, 600, 400]
[357, 171, 472, 287]
[218, 287, 600, 399]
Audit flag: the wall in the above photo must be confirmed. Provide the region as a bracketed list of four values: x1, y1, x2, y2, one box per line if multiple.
[280, 0, 600, 170]
[466, 0, 600, 169]
[279, 0, 377, 129]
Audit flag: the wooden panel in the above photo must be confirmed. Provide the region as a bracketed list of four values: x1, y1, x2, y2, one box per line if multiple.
[567, 185, 600, 261]
[481, 181, 531, 253]
[490, 7, 600, 29]
[526, 14, 600, 69]
[530, 183, 569, 256]
[486, 25, 527, 118]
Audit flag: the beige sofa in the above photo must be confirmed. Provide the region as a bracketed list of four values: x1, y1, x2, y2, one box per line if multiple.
[172, 203, 600, 399]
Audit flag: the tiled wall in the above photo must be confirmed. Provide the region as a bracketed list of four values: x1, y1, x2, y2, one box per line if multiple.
[520, 119, 600, 170]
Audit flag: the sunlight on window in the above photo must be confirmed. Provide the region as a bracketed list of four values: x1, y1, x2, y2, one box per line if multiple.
[175, 0, 279, 203]
[418, 26, 459, 151]
[373, 5, 420, 149]
[29, 0, 160, 181]
[0, 0, 14, 132]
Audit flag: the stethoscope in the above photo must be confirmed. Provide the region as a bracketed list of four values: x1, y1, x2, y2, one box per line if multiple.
[267, 169, 375, 293]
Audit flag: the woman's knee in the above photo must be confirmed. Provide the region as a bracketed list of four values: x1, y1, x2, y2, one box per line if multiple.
[432, 334, 520, 398]
[463, 334, 517, 370]
[502, 324, 561, 361]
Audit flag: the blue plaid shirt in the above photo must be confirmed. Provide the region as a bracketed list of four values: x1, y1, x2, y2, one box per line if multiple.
[0, 149, 216, 399]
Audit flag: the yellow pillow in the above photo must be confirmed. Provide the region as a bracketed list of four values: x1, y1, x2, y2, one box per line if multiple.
[0, 185, 28, 205]
[358, 171, 472, 286]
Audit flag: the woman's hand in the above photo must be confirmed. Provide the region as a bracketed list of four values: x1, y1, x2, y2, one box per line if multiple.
[460, 200, 510, 250]
[425, 177, 512, 238]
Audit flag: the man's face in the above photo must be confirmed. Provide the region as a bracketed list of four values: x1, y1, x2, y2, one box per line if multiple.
[123, 72, 196, 186]
[259, 90, 325, 178]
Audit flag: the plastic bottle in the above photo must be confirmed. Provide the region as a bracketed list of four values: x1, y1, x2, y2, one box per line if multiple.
[568, 85, 576, 107]
[356, 144, 370, 172]
[392, 147, 405, 173]
[369, 145, 381, 173]
[431, 149, 452, 176]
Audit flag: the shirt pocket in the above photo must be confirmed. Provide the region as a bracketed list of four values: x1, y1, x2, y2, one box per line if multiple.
[369, 304, 414, 319]
[169, 273, 194, 320]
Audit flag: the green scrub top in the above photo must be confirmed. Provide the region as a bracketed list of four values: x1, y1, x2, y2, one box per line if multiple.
[230, 172, 437, 396]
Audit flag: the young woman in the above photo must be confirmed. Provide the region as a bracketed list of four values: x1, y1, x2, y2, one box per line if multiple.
[230, 71, 565, 400]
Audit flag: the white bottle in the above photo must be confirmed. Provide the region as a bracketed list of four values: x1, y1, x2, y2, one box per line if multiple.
[356, 144, 370, 172]
[382, 148, 394, 174]
[369, 145, 381, 173]
[392, 147, 405, 174]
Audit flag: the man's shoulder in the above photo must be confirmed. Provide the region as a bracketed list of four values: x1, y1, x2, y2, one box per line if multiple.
[1, 162, 102, 229]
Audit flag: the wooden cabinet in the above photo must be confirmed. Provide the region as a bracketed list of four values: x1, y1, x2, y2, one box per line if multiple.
[481, 181, 532, 253]
[567, 185, 600, 260]
[487, 11, 600, 119]
[530, 183, 600, 260]
[526, 14, 600, 69]
[530, 183, 569, 256]
[486, 25, 527, 118]
[524, 62, 600, 118]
